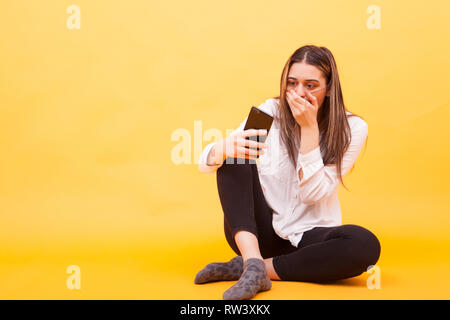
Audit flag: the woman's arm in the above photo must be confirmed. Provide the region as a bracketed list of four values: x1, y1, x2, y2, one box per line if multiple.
[206, 139, 226, 166]
[199, 141, 225, 174]
[296, 120, 368, 204]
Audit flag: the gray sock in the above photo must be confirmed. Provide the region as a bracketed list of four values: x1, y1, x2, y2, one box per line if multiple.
[194, 256, 244, 284]
[222, 258, 272, 300]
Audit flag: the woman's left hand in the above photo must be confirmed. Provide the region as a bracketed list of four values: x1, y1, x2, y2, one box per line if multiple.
[286, 89, 319, 129]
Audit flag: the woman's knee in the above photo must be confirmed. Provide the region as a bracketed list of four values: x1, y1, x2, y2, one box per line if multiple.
[341, 224, 381, 267]
[217, 158, 253, 180]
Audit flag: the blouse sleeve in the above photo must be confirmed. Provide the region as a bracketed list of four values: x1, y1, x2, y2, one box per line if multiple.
[295, 118, 368, 204]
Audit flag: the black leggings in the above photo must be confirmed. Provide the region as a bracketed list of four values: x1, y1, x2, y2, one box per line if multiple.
[216, 157, 381, 282]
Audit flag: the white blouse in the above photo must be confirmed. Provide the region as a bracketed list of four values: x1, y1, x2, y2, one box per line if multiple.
[198, 98, 369, 247]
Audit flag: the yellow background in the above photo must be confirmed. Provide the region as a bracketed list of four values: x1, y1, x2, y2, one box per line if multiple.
[0, 0, 449, 299]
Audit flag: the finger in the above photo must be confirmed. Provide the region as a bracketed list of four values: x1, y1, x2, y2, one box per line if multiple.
[286, 91, 300, 114]
[249, 146, 266, 156]
[297, 96, 313, 111]
[237, 146, 265, 156]
[242, 128, 267, 139]
[233, 154, 258, 162]
[298, 92, 315, 108]
[236, 147, 259, 157]
[299, 103, 306, 113]
[239, 137, 268, 149]
[291, 94, 306, 113]
[305, 90, 319, 108]
[287, 90, 297, 104]
[292, 91, 308, 107]
[243, 154, 258, 161]
[289, 93, 307, 113]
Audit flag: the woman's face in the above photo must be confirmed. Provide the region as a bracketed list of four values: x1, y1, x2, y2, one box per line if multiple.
[286, 62, 329, 108]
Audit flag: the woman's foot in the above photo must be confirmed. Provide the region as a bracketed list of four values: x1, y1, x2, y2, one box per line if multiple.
[222, 258, 272, 300]
[194, 256, 244, 284]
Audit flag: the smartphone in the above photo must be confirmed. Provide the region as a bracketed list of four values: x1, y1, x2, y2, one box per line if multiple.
[243, 106, 274, 157]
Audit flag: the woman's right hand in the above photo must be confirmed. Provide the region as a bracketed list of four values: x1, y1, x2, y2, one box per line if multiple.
[218, 129, 269, 162]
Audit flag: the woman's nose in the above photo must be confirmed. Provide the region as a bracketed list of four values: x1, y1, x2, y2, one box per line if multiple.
[295, 86, 306, 98]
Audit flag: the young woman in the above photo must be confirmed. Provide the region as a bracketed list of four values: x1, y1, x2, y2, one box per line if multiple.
[196, 45, 381, 300]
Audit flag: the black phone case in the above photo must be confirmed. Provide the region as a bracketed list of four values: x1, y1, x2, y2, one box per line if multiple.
[243, 106, 274, 158]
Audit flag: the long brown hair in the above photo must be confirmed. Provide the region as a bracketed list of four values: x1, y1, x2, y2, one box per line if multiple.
[273, 45, 367, 190]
